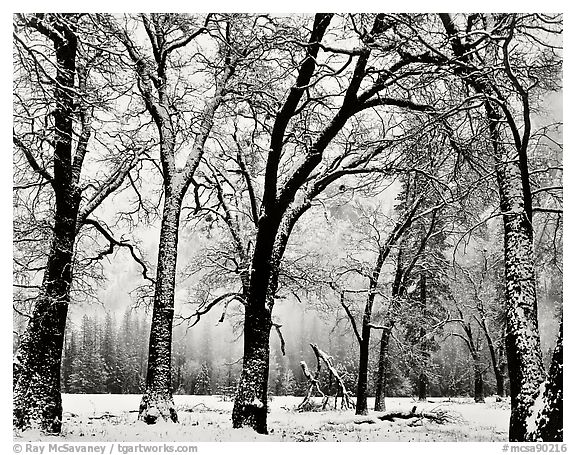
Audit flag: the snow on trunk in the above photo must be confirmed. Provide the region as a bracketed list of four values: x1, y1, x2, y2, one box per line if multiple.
[526, 321, 562, 441]
[14, 29, 80, 434]
[232, 304, 272, 434]
[139, 193, 182, 424]
[13, 226, 76, 433]
[492, 130, 545, 441]
[13, 173, 81, 433]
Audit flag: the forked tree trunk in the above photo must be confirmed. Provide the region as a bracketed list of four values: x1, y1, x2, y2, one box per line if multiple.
[139, 192, 183, 424]
[13, 28, 80, 433]
[374, 328, 391, 412]
[231, 304, 272, 434]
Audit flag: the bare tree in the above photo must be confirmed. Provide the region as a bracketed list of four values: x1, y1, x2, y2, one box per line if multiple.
[436, 13, 562, 440]
[226, 13, 436, 433]
[101, 13, 247, 423]
[335, 197, 427, 415]
[13, 14, 144, 433]
[387, 13, 562, 440]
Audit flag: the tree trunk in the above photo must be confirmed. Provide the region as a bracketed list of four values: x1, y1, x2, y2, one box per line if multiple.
[495, 367, 505, 398]
[13, 200, 80, 433]
[355, 336, 370, 415]
[417, 275, 428, 402]
[526, 321, 562, 442]
[356, 204, 421, 416]
[13, 30, 79, 433]
[485, 102, 545, 441]
[232, 212, 281, 434]
[503, 209, 544, 440]
[139, 192, 182, 424]
[231, 303, 272, 434]
[418, 373, 428, 401]
[439, 15, 545, 441]
[474, 369, 485, 403]
[374, 327, 391, 412]
[482, 321, 505, 397]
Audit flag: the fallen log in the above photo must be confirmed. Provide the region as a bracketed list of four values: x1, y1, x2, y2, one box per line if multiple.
[87, 412, 119, 421]
[353, 406, 460, 425]
[181, 403, 211, 412]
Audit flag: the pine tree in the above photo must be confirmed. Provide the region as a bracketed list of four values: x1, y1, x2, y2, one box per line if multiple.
[117, 310, 143, 393]
[68, 315, 108, 393]
[101, 312, 121, 393]
[194, 362, 212, 395]
[61, 327, 77, 393]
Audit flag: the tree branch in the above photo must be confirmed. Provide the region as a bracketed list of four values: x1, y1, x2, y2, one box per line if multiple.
[82, 218, 155, 284]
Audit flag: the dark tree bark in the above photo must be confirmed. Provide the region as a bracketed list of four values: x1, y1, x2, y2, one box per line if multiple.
[231, 302, 272, 434]
[232, 13, 333, 433]
[356, 332, 371, 415]
[374, 250, 405, 412]
[481, 320, 505, 397]
[374, 327, 391, 412]
[526, 321, 562, 442]
[417, 275, 429, 402]
[13, 196, 81, 433]
[13, 16, 80, 433]
[231, 12, 429, 432]
[497, 329, 508, 397]
[232, 212, 279, 433]
[474, 369, 485, 403]
[418, 373, 428, 401]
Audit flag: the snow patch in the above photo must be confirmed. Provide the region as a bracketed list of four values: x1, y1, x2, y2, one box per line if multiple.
[251, 398, 264, 408]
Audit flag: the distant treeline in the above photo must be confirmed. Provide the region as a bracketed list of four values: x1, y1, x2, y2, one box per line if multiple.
[57, 307, 509, 398]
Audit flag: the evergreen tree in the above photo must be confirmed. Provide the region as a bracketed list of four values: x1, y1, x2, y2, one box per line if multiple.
[68, 315, 108, 393]
[61, 327, 77, 393]
[101, 312, 121, 393]
[117, 310, 144, 393]
[194, 362, 212, 395]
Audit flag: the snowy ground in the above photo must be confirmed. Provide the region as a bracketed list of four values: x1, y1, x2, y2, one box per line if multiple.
[15, 394, 510, 442]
